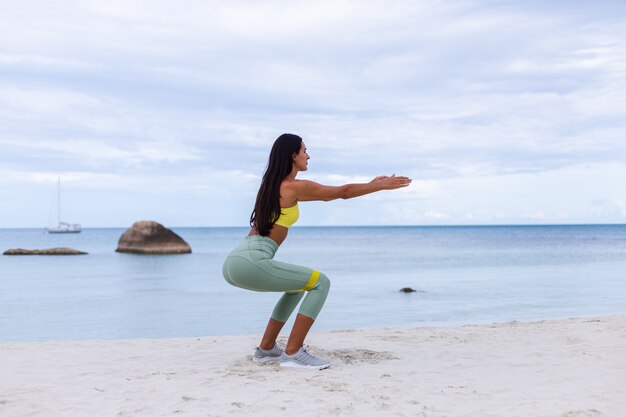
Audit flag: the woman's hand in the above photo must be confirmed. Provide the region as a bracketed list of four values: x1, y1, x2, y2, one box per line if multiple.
[371, 174, 412, 190]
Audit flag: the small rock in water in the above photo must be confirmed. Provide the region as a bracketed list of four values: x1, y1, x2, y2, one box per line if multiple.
[399, 287, 417, 293]
[3, 248, 87, 255]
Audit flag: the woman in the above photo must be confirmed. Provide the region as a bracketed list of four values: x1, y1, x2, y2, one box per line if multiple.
[222, 133, 411, 370]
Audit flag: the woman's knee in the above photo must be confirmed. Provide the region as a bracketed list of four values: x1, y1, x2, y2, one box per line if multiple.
[315, 272, 331, 293]
[298, 272, 330, 320]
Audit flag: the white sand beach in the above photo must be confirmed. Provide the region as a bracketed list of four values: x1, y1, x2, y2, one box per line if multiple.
[2, 315, 625, 417]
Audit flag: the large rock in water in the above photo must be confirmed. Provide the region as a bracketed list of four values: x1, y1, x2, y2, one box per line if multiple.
[116, 221, 191, 254]
[3, 248, 87, 255]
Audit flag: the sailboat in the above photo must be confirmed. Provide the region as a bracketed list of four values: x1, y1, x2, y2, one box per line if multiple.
[47, 177, 81, 234]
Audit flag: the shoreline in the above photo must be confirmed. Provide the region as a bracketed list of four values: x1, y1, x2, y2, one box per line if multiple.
[2, 314, 625, 417]
[2, 311, 626, 344]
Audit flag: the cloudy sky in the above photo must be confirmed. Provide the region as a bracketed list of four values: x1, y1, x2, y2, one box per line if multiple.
[1, 0, 625, 228]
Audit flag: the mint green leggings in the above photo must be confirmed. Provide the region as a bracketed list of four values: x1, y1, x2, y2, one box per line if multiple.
[222, 235, 330, 322]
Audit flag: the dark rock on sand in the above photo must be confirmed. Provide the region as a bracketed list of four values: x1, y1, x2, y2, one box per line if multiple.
[116, 221, 191, 254]
[399, 287, 417, 293]
[3, 248, 87, 255]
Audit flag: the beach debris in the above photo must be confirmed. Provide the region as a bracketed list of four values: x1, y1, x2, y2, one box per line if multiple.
[3, 248, 87, 255]
[399, 287, 417, 293]
[116, 220, 192, 254]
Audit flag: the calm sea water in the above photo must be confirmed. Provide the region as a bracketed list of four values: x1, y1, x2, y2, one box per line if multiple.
[1, 225, 625, 342]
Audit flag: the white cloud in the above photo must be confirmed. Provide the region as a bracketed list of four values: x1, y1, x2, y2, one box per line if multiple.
[422, 210, 450, 220]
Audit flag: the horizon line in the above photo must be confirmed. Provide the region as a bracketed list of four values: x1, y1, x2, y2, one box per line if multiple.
[1, 222, 625, 230]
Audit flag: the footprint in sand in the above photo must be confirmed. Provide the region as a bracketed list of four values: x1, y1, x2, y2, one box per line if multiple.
[315, 348, 398, 364]
[560, 410, 602, 417]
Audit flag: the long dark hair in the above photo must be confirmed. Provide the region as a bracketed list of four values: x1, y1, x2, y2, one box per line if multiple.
[250, 133, 303, 236]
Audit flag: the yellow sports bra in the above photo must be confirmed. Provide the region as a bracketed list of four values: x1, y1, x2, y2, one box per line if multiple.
[274, 203, 299, 228]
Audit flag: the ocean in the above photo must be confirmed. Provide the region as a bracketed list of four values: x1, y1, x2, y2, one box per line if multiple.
[1, 225, 625, 342]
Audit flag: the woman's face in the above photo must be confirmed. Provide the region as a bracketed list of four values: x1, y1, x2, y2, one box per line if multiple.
[293, 142, 310, 171]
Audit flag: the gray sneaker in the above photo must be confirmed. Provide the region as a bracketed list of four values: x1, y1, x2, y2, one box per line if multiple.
[279, 347, 331, 370]
[252, 345, 284, 363]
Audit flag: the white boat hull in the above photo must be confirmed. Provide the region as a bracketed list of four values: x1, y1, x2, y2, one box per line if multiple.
[47, 222, 81, 233]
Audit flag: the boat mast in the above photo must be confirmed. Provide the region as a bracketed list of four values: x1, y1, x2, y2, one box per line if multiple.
[57, 176, 61, 226]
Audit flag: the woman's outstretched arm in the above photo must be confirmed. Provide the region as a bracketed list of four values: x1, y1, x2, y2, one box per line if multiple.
[295, 174, 412, 202]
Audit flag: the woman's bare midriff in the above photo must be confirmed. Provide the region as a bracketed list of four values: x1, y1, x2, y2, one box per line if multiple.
[248, 225, 289, 246]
